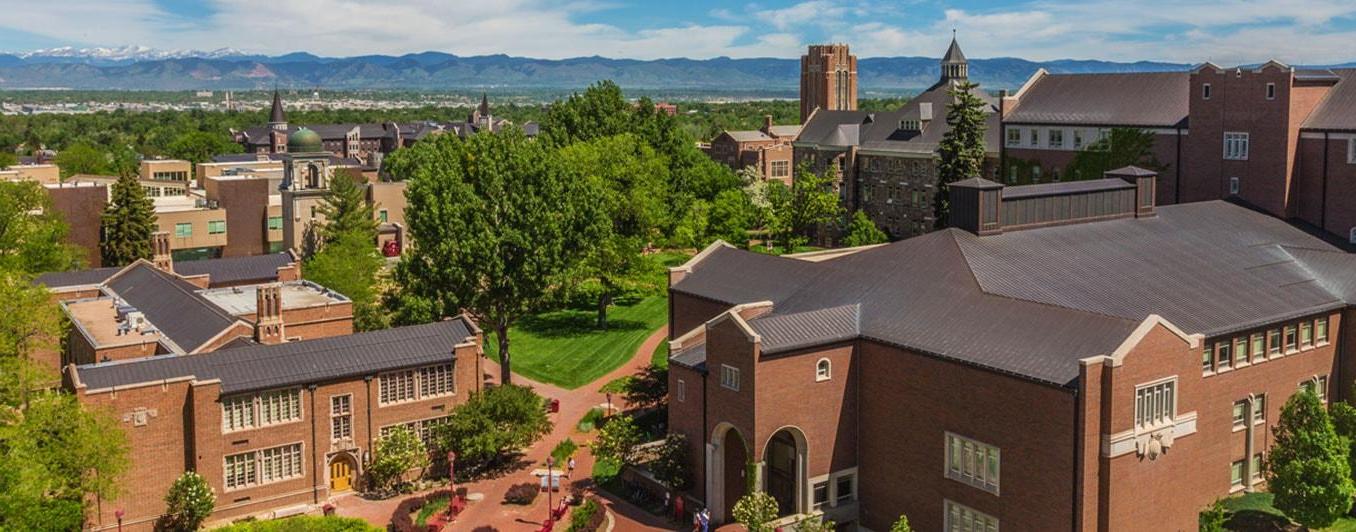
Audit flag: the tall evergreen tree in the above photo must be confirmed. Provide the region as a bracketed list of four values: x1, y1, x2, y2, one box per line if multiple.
[1268, 389, 1354, 528]
[934, 81, 989, 228]
[317, 168, 377, 246]
[99, 172, 156, 267]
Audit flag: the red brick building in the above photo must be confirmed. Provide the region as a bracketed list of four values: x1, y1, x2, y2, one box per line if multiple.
[801, 44, 858, 124]
[704, 116, 801, 185]
[666, 168, 1356, 530]
[66, 316, 483, 530]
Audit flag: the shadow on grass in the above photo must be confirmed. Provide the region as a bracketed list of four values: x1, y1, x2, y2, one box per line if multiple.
[1226, 510, 1298, 532]
[516, 309, 647, 339]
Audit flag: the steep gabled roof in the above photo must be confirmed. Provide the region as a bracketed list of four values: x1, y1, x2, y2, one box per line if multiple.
[1005, 71, 1190, 128]
[672, 201, 1356, 386]
[174, 252, 295, 286]
[1302, 69, 1356, 131]
[103, 262, 243, 353]
[76, 318, 477, 394]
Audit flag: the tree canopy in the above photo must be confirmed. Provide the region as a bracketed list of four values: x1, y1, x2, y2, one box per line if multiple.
[390, 128, 606, 383]
[436, 384, 552, 469]
[934, 81, 989, 228]
[1066, 128, 1163, 181]
[767, 163, 841, 253]
[1268, 389, 1354, 528]
[842, 210, 889, 247]
[0, 180, 83, 274]
[100, 172, 156, 267]
[54, 143, 108, 178]
[166, 130, 242, 164]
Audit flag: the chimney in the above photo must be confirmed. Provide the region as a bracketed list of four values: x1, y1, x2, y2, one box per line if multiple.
[947, 177, 1005, 235]
[254, 283, 286, 345]
[762, 115, 774, 134]
[151, 231, 173, 272]
[1105, 166, 1158, 217]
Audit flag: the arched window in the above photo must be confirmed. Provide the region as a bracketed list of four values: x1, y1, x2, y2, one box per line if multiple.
[305, 164, 320, 189]
[816, 359, 831, 382]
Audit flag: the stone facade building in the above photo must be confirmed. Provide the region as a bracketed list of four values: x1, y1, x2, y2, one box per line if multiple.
[795, 38, 1000, 239]
[665, 167, 1356, 531]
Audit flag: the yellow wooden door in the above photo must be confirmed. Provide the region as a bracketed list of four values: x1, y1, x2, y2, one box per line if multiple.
[330, 459, 352, 491]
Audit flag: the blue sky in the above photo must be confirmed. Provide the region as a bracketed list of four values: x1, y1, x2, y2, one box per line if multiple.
[0, 0, 1354, 64]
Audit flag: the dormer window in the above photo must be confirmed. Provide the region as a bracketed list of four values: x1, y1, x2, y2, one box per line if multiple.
[900, 120, 921, 131]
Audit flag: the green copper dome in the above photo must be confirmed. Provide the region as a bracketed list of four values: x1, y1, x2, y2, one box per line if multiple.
[287, 128, 323, 153]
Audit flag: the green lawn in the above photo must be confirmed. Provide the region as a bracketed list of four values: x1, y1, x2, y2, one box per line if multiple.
[1221, 492, 1356, 531]
[651, 337, 669, 369]
[488, 296, 668, 389]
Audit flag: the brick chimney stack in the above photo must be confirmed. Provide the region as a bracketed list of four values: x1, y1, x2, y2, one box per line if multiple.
[763, 115, 774, 134]
[254, 283, 286, 345]
[151, 231, 173, 272]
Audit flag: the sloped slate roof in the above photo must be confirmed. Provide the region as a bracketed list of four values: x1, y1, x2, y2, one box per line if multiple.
[799, 82, 1000, 156]
[35, 267, 121, 289]
[76, 318, 475, 394]
[104, 263, 241, 353]
[797, 111, 872, 148]
[210, 153, 362, 166]
[1302, 69, 1356, 131]
[174, 253, 294, 286]
[672, 201, 1356, 386]
[748, 304, 860, 354]
[1006, 71, 1190, 128]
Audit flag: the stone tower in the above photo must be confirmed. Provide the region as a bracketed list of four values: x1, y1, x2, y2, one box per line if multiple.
[254, 283, 285, 345]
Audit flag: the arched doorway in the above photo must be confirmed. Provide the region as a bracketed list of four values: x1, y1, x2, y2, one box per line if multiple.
[329, 454, 358, 492]
[721, 429, 748, 521]
[764, 428, 807, 517]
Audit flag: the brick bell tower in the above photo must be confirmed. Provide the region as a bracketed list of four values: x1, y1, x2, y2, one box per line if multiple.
[151, 231, 173, 272]
[254, 283, 285, 345]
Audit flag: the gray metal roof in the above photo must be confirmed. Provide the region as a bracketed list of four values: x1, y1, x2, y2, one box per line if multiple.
[104, 263, 242, 353]
[35, 267, 121, 289]
[1302, 69, 1356, 131]
[210, 153, 363, 166]
[1001, 178, 1134, 199]
[942, 37, 967, 63]
[672, 201, 1356, 386]
[175, 253, 295, 286]
[1006, 71, 1190, 128]
[76, 318, 475, 394]
[749, 304, 860, 355]
[799, 82, 1000, 156]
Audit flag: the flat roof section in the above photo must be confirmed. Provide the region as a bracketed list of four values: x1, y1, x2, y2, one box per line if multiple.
[197, 280, 350, 316]
[65, 298, 164, 349]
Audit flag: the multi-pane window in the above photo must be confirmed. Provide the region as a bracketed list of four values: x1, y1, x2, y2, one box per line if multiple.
[675, 379, 685, 402]
[1301, 376, 1330, 402]
[1317, 317, 1330, 344]
[1268, 329, 1282, 355]
[1253, 395, 1266, 424]
[1028, 129, 1039, 147]
[1251, 454, 1264, 481]
[379, 369, 417, 405]
[812, 481, 829, 510]
[380, 416, 450, 449]
[1006, 129, 1021, 147]
[1251, 334, 1265, 363]
[771, 160, 790, 178]
[175, 222, 193, 238]
[222, 395, 256, 432]
[721, 365, 740, 391]
[1073, 130, 1084, 149]
[259, 389, 301, 426]
[1233, 337, 1247, 365]
[1300, 321, 1314, 348]
[1224, 132, 1250, 160]
[1285, 325, 1298, 352]
[945, 500, 999, 532]
[1216, 341, 1232, 370]
[1232, 401, 1247, 429]
[1231, 460, 1244, 488]
[946, 433, 1000, 494]
[260, 443, 303, 483]
[816, 359, 831, 381]
[835, 473, 855, 504]
[224, 452, 257, 490]
[1048, 129, 1064, 148]
[1135, 379, 1176, 430]
[268, 216, 283, 230]
[208, 220, 226, 235]
[331, 395, 352, 441]
[419, 364, 455, 398]
[1202, 344, 1214, 372]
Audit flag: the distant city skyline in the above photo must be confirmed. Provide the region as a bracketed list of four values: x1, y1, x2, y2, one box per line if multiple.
[0, 0, 1354, 65]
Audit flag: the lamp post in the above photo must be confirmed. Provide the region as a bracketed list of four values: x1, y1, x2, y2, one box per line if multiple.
[115, 509, 124, 532]
[447, 451, 457, 516]
[545, 456, 555, 524]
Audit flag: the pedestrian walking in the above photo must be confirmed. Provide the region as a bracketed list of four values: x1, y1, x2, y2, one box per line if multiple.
[567, 457, 576, 477]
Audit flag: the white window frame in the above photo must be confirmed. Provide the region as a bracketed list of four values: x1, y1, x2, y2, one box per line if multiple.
[1073, 129, 1084, 149]
[379, 415, 450, 449]
[1203, 83, 1212, 100]
[1230, 460, 1244, 490]
[1266, 83, 1276, 100]
[224, 441, 305, 491]
[945, 499, 999, 532]
[1229, 176, 1240, 195]
[816, 358, 831, 382]
[675, 379, 685, 402]
[720, 364, 740, 391]
[331, 394, 353, 441]
[1048, 129, 1064, 149]
[1028, 129, 1039, 147]
[1224, 132, 1250, 160]
[258, 388, 302, 427]
[1006, 128, 1021, 147]
[945, 432, 1000, 494]
[222, 394, 256, 432]
[1134, 377, 1177, 431]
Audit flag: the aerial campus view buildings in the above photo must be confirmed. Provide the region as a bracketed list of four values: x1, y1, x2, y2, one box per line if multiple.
[5, 9, 1356, 532]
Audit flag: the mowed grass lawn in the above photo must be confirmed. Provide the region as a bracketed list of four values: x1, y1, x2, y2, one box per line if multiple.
[487, 296, 668, 389]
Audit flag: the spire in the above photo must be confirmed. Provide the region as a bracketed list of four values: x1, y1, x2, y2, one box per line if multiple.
[478, 92, 490, 117]
[940, 32, 969, 84]
[269, 89, 286, 125]
[942, 31, 966, 63]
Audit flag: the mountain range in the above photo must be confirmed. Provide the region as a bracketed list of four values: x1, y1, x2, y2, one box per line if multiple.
[0, 47, 1348, 93]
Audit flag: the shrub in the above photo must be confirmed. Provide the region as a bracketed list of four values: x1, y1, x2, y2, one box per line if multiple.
[567, 498, 606, 532]
[504, 483, 540, 505]
[650, 433, 691, 491]
[387, 489, 455, 532]
[368, 426, 430, 493]
[161, 471, 216, 531]
[578, 407, 605, 432]
[591, 414, 644, 466]
[216, 516, 381, 531]
[552, 438, 579, 465]
[1198, 500, 1226, 532]
[732, 492, 779, 532]
[890, 514, 914, 532]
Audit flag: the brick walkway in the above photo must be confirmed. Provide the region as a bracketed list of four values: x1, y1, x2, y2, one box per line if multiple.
[332, 326, 679, 532]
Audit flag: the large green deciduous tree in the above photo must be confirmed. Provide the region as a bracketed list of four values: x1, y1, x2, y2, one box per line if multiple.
[54, 143, 108, 179]
[558, 134, 668, 328]
[367, 426, 429, 492]
[708, 188, 756, 248]
[842, 210, 889, 247]
[934, 81, 989, 228]
[389, 128, 606, 383]
[100, 172, 157, 267]
[768, 163, 841, 253]
[0, 180, 83, 274]
[1268, 389, 1354, 528]
[436, 384, 552, 469]
[166, 130, 241, 164]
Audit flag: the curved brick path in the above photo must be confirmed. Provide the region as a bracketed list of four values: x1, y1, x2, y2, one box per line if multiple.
[333, 326, 678, 532]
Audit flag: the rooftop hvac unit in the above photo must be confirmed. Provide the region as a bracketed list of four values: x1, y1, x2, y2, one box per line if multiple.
[125, 311, 147, 331]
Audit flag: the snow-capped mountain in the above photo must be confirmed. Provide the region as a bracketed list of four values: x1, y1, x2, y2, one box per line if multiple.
[14, 46, 250, 64]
